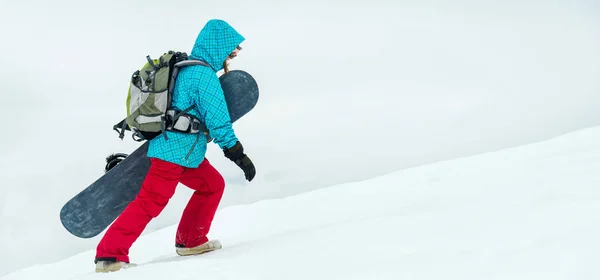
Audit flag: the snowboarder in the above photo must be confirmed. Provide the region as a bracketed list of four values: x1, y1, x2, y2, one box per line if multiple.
[94, 19, 256, 273]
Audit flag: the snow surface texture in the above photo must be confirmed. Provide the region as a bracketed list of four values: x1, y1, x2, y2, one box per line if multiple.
[0, 0, 599, 277]
[4, 125, 600, 279]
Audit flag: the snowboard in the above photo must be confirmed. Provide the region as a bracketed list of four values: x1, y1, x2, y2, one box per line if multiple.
[60, 69, 259, 239]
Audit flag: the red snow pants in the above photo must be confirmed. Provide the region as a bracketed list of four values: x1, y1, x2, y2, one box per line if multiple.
[95, 157, 225, 263]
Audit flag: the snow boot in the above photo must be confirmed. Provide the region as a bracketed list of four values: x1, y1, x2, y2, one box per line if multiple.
[176, 239, 222, 256]
[95, 259, 137, 273]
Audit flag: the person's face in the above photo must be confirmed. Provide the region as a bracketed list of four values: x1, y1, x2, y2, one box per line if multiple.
[227, 45, 242, 60]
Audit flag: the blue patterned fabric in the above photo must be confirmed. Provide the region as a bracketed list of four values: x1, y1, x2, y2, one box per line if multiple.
[147, 19, 245, 168]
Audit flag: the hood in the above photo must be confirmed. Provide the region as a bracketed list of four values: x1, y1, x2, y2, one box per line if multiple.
[190, 19, 245, 72]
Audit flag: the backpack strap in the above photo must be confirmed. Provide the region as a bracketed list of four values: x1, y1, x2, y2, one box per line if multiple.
[161, 59, 212, 139]
[167, 59, 211, 108]
[174, 60, 211, 68]
[113, 119, 129, 140]
[172, 105, 196, 119]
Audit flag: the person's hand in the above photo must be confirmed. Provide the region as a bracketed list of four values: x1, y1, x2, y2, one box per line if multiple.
[223, 141, 256, 181]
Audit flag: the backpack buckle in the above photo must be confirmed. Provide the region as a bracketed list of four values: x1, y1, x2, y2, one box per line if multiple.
[172, 116, 192, 132]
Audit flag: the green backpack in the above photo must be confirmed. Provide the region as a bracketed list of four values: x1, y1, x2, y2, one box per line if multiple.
[120, 50, 210, 141]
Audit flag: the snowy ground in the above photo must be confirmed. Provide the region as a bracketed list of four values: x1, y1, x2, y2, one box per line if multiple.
[3, 126, 600, 280]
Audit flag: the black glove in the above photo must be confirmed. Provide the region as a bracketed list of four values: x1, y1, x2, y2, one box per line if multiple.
[223, 141, 256, 182]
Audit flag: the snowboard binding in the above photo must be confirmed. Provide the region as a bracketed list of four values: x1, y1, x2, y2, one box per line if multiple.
[105, 153, 129, 173]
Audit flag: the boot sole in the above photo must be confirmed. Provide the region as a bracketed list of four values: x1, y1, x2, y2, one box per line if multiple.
[176, 240, 222, 256]
[95, 262, 137, 273]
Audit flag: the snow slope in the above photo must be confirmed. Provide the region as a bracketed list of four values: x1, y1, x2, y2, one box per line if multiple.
[4, 126, 600, 280]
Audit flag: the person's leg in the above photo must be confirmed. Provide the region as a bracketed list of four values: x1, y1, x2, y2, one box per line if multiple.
[175, 158, 225, 249]
[95, 158, 184, 264]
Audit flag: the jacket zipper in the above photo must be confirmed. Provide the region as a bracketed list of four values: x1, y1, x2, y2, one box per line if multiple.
[185, 134, 201, 160]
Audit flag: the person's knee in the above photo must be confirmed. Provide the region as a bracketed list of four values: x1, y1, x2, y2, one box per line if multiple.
[210, 172, 225, 194]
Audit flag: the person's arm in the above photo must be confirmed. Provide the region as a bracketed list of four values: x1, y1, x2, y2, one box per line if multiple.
[195, 74, 256, 181]
[195, 74, 238, 150]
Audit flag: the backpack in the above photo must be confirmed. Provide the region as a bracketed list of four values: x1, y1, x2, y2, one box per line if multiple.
[115, 50, 210, 141]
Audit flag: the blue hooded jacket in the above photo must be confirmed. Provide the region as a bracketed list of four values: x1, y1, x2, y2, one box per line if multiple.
[147, 19, 245, 168]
